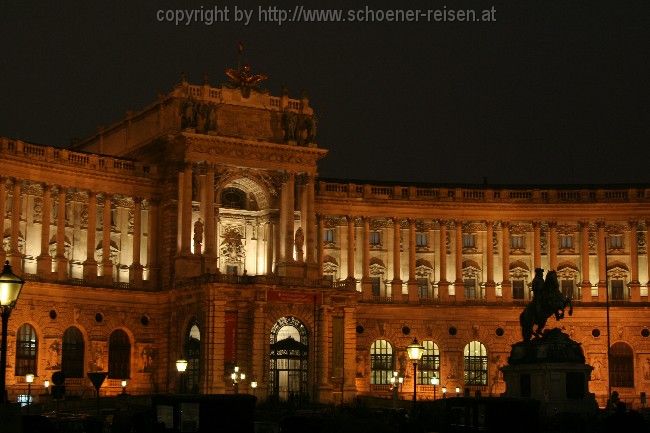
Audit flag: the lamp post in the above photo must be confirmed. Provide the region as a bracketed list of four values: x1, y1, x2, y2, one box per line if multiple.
[25, 373, 34, 413]
[455, 386, 460, 397]
[250, 380, 257, 399]
[176, 359, 188, 393]
[430, 376, 439, 401]
[0, 261, 25, 405]
[406, 338, 424, 407]
[121, 380, 127, 395]
[390, 371, 403, 406]
[231, 366, 245, 394]
[442, 386, 447, 398]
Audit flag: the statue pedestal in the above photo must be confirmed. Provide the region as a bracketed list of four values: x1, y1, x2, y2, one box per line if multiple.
[501, 329, 598, 418]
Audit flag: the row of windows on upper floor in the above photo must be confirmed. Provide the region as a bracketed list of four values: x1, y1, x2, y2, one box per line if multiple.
[356, 276, 635, 301]
[324, 229, 629, 251]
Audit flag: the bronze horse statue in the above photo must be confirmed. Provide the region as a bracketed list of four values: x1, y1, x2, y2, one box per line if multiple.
[519, 269, 573, 341]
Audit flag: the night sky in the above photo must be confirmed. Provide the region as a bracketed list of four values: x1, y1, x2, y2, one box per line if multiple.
[1, 1, 649, 185]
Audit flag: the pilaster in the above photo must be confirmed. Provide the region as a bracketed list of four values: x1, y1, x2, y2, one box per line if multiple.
[37, 184, 53, 278]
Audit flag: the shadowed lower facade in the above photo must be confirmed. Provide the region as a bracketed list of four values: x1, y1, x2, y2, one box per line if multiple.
[1, 70, 649, 408]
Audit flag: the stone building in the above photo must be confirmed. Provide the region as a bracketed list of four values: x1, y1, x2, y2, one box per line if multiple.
[1, 68, 649, 407]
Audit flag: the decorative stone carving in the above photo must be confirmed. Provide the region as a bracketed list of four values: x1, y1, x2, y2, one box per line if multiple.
[220, 225, 245, 264]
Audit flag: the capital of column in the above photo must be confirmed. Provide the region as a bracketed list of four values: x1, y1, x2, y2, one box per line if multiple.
[596, 219, 606, 229]
[578, 220, 589, 229]
[628, 219, 638, 230]
[532, 220, 541, 229]
[547, 221, 557, 229]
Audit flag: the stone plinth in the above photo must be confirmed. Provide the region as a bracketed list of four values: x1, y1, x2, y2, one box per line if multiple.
[501, 329, 598, 417]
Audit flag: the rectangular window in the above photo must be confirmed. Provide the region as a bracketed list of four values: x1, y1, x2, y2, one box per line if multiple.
[226, 265, 238, 276]
[510, 235, 524, 250]
[609, 235, 623, 249]
[417, 278, 429, 299]
[512, 280, 525, 299]
[560, 235, 573, 249]
[324, 229, 334, 243]
[370, 231, 381, 246]
[371, 277, 381, 296]
[561, 280, 574, 298]
[462, 233, 475, 249]
[611, 280, 625, 300]
[464, 278, 477, 299]
[416, 232, 427, 247]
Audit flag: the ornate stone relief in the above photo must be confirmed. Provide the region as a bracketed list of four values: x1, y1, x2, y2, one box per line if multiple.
[220, 225, 245, 264]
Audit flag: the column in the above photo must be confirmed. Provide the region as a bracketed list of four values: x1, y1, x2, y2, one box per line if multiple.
[251, 302, 267, 398]
[204, 167, 215, 255]
[346, 216, 355, 282]
[316, 215, 324, 277]
[438, 220, 449, 301]
[306, 175, 317, 264]
[342, 306, 357, 402]
[0, 178, 6, 265]
[181, 165, 193, 256]
[485, 221, 496, 302]
[202, 295, 227, 393]
[391, 218, 402, 300]
[361, 217, 372, 300]
[629, 220, 640, 301]
[130, 198, 143, 287]
[580, 221, 591, 302]
[82, 190, 97, 280]
[646, 220, 650, 298]
[407, 219, 418, 302]
[532, 221, 541, 269]
[318, 306, 332, 398]
[454, 221, 465, 301]
[266, 221, 274, 275]
[37, 184, 53, 277]
[597, 221, 607, 301]
[285, 173, 295, 261]
[501, 222, 512, 301]
[55, 186, 68, 280]
[102, 193, 113, 281]
[147, 199, 159, 284]
[8, 179, 22, 271]
[549, 221, 558, 270]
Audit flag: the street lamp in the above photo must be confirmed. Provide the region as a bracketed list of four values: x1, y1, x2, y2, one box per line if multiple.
[231, 366, 245, 394]
[250, 380, 258, 399]
[406, 338, 424, 406]
[455, 386, 460, 397]
[176, 359, 188, 393]
[390, 371, 403, 406]
[121, 380, 127, 395]
[0, 261, 25, 405]
[25, 373, 34, 413]
[430, 376, 439, 400]
[442, 386, 447, 398]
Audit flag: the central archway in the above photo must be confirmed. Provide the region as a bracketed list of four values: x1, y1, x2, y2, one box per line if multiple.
[269, 316, 308, 401]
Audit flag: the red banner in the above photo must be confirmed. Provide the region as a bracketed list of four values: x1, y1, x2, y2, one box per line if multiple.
[224, 311, 238, 364]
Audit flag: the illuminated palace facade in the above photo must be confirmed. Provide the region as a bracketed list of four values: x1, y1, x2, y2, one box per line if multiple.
[1, 75, 650, 407]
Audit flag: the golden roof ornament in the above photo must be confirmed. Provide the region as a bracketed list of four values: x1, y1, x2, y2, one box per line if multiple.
[225, 64, 268, 98]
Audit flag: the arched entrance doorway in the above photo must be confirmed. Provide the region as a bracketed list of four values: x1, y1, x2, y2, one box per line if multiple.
[269, 316, 308, 401]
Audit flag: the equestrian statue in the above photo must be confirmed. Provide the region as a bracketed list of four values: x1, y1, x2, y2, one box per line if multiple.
[519, 268, 573, 341]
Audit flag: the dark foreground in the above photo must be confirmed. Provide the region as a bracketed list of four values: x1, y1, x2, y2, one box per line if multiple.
[0, 394, 648, 433]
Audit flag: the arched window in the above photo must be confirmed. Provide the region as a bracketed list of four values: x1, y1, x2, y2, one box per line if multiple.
[269, 316, 309, 401]
[610, 342, 634, 388]
[464, 341, 488, 386]
[184, 322, 201, 393]
[15, 324, 37, 376]
[108, 330, 130, 379]
[370, 339, 394, 385]
[62, 327, 84, 378]
[417, 341, 440, 384]
[221, 187, 247, 209]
